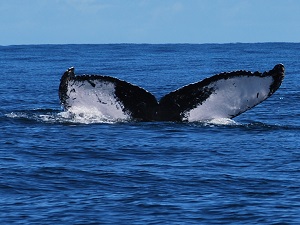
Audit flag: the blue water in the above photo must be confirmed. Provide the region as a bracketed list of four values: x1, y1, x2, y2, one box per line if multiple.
[1, 43, 300, 224]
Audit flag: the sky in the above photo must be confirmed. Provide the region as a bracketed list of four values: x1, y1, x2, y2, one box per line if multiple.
[1, 0, 300, 45]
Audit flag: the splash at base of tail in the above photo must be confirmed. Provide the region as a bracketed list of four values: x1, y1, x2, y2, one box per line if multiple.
[58, 64, 285, 122]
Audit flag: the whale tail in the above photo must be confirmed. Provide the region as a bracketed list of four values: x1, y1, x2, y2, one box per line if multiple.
[59, 64, 285, 122]
[158, 64, 285, 121]
[59, 68, 158, 121]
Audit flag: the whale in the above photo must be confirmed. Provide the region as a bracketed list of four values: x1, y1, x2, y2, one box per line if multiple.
[59, 64, 285, 122]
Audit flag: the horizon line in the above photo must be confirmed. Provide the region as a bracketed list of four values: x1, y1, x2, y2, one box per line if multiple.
[1, 41, 299, 47]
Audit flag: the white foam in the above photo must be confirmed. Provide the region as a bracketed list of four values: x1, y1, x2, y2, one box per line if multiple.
[6, 110, 125, 124]
[206, 118, 239, 126]
[58, 107, 126, 124]
[185, 76, 273, 122]
[6, 112, 21, 118]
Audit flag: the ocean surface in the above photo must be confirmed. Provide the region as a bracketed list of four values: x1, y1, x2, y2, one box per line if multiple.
[1, 43, 300, 224]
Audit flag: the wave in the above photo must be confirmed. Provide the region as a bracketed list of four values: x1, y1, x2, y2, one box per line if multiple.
[4, 109, 126, 125]
[3, 108, 300, 131]
[4, 108, 238, 125]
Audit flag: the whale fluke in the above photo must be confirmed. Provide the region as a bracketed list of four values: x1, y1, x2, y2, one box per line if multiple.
[59, 68, 158, 121]
[59, 64, 284, 122]
[158, 64, 285, 121]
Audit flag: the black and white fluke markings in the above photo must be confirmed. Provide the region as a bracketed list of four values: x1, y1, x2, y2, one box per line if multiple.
[59, 64, 285, 122]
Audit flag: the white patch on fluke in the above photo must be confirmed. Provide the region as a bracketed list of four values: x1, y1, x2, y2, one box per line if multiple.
[185, 76, 273, 122]
[66, 79, 130, 120]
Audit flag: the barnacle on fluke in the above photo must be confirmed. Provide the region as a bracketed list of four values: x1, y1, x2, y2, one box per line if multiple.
[59, 64, 284, 122]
